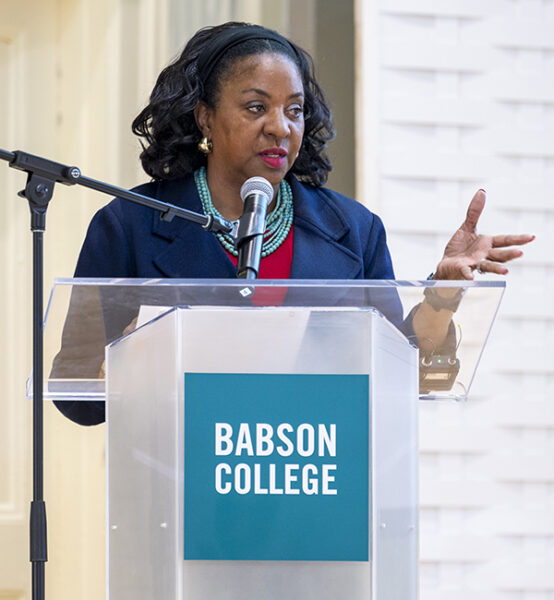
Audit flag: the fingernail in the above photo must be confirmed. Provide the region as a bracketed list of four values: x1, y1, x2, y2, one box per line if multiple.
[479, 188, 486, 193]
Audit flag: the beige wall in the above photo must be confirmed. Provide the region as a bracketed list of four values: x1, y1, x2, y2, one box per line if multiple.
[1, 3, 57, 598]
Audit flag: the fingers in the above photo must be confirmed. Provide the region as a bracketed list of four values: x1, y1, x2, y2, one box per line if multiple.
[475, 233, 535, 273]
[460, 264, 475, 280]
[474, 246, 526, 275]
[476, 258, 509, 276]
[487, 247, 524, 263]
[492, 233, 535, 248]
[461, 189, 486, 233]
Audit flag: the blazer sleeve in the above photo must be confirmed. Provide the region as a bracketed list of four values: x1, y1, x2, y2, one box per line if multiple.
[53, 200, 135, 426]
[362, 212, 395, 280]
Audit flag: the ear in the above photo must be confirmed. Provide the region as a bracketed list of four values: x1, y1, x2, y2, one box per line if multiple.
[194, 102, 213, 137]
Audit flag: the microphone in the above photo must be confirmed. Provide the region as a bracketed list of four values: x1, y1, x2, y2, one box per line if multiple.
[235, 176, 273, 279]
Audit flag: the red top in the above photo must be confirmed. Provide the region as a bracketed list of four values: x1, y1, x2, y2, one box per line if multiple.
[225, 226, 294, 305]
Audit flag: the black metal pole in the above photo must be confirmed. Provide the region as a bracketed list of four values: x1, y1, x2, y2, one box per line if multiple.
[30, 228, 47, 600]
[26, 176, 50, 600]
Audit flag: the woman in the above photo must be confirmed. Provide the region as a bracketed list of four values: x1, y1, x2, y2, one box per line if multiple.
[58, 22, 533, 424]
[76, 21, 532, 282]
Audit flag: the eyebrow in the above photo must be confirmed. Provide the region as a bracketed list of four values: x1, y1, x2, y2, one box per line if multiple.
[241, 88, 304, 99]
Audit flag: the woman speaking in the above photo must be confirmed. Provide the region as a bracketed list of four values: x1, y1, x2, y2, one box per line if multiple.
[75, 21, 532, 282]
[58, 22, 533, 424]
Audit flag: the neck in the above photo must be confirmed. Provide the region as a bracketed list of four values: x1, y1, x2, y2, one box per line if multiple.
[205, 166, 279, 221]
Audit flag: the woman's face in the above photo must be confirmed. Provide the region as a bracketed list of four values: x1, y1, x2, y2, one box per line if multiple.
[196, 52, 305, 192]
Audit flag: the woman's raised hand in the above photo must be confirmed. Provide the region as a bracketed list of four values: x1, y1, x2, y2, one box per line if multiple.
[434, 189, 535, 280]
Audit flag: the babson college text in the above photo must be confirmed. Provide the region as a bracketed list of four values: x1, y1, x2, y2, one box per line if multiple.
[214, 422, 338, 496]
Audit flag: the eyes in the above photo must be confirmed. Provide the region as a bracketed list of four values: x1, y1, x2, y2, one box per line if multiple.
[246, 102, 304, 120]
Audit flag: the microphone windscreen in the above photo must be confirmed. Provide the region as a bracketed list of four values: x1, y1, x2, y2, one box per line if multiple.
[240, 176, 273, 203]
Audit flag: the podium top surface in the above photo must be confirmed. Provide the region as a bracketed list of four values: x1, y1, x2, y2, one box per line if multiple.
[50, 276, 506, 289]
[37, 278, 505, 403]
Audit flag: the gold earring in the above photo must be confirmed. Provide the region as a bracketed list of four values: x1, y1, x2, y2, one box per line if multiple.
[198, 136, 213, 155]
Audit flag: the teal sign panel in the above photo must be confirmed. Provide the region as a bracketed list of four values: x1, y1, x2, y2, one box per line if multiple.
[184, 373, 369, 561]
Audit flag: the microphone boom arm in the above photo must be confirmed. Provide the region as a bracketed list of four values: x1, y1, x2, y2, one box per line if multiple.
[1, 148, 236, 234]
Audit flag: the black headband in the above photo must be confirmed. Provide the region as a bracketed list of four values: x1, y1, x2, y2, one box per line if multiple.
[196, 25, 297, 84]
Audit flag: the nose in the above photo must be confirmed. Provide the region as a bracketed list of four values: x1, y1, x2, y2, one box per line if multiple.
[264, 108, 290, 143]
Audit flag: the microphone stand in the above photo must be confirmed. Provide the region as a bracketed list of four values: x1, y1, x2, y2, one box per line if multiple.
[0, 147, 238, 600]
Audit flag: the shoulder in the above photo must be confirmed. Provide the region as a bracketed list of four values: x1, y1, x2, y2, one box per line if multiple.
[289, 177, 385, 240]
[75, 174, 199, 277]
[93, 174, 197, 223]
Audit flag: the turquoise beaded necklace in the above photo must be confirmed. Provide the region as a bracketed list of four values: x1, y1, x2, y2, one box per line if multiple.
[194, 166, 294, 257]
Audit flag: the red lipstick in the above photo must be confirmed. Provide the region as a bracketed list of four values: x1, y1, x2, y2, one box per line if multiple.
[259, 148, 287, 168]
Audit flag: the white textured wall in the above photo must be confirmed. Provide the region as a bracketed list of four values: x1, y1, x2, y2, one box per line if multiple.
[356, 1, 554, 598]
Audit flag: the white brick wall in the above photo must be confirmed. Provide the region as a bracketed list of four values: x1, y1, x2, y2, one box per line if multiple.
[357, 0, 554, 597]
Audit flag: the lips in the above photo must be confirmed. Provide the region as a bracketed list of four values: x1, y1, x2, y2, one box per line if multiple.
[259, 148, 288, 168]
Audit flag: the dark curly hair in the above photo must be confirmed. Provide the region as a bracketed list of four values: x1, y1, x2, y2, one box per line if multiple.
[132, 22, 335, 186]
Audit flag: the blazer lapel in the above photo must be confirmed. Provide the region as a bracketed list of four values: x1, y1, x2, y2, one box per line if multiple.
[151, 176, 237, 279]
[289, 178, 363, 279]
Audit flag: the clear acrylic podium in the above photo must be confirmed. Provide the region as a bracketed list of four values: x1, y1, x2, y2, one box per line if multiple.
[39, 278, 505, 600]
